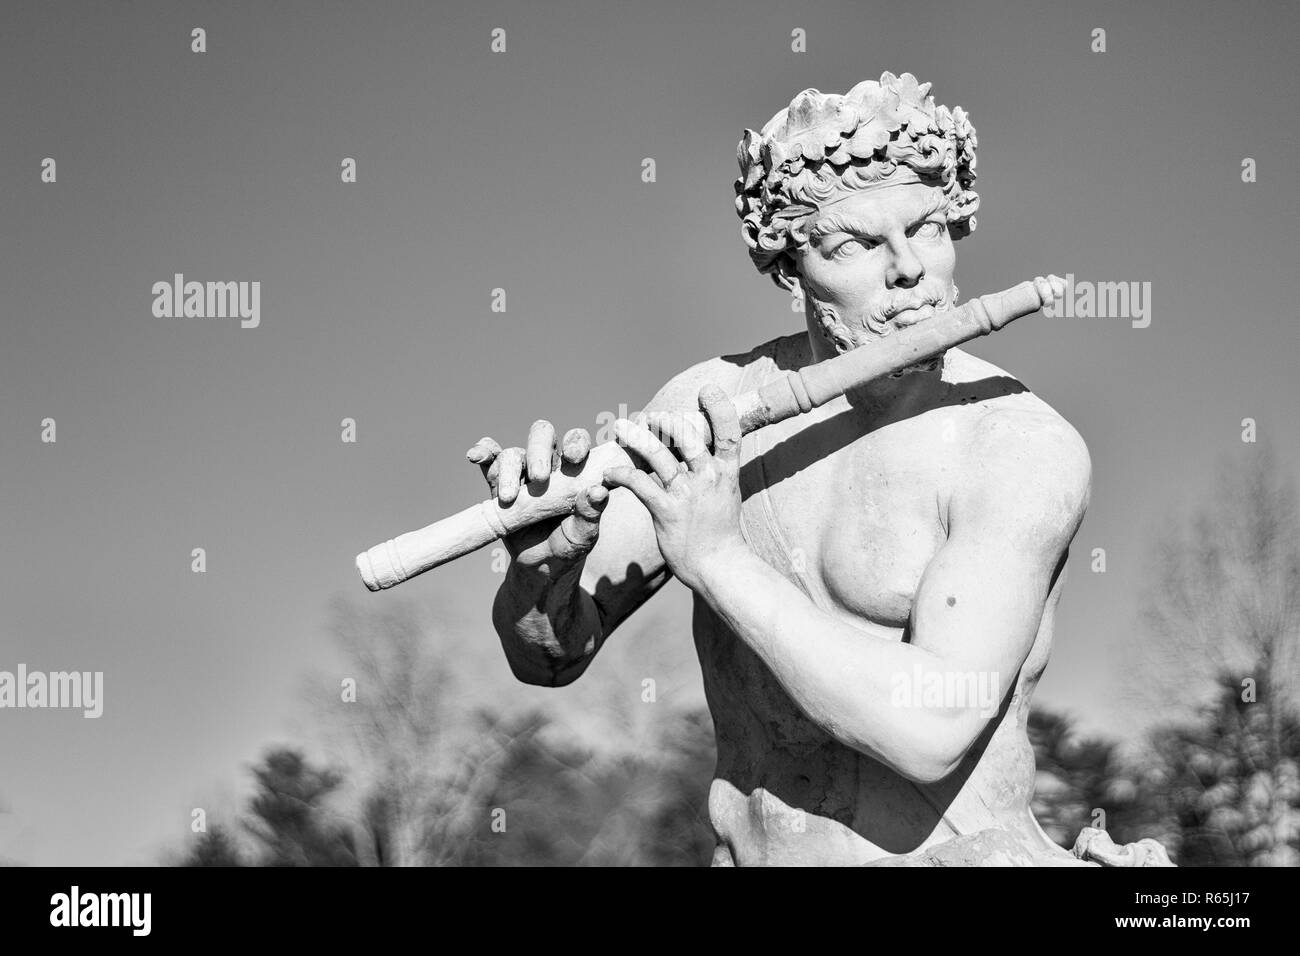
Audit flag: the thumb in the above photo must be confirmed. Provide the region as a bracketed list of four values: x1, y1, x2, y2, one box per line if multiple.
[550, 484, 609, 557]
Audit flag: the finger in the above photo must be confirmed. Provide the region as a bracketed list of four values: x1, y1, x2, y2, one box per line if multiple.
[526, 420, 556, 481]
[553, 484, 609, 555]
[467, 436, 504, 492]
[699, 384, 741, 462]
[643, 411, 709, 469]
[612, 417, 682, 486]
[1045, 273, 1066, 299]
[465, 436, 502, 466]
[560, 427, 591, 465]
[575, 482, 609, 521]
[484, 454, 501, 495]
[496, 447, 526, 505]
[603, 465, 667, 511]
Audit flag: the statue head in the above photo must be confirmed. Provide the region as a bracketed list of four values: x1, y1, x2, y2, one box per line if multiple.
[735, 73, 979, 355]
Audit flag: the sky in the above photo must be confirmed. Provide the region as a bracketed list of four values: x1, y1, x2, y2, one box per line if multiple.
[2, 0, 1298, 865]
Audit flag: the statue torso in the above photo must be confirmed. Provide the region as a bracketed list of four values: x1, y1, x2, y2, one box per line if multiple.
[697, 332, 1073, 865]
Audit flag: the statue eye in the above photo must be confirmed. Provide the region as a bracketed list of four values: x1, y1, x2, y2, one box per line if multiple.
[912, 221, 944, 239]
[832, 238, 877, 259]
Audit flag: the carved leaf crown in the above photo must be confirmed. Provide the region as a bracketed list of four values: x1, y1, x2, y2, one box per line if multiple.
[735, 72, 979, 289]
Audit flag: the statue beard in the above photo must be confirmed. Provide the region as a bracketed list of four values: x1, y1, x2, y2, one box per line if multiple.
[805, 279, 958, 376]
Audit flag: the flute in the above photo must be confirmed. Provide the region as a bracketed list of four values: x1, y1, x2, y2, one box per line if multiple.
[357, 278, 1055, 591]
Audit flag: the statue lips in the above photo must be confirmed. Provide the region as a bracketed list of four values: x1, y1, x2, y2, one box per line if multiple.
[887, 302, 939, 328]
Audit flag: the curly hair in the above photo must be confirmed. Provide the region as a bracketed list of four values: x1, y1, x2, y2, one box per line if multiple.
[734, 72, 979, 290]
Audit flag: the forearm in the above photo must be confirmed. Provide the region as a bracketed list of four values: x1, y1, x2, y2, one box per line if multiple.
[696, 546, 982, 781]
[492, 557, 604, 686]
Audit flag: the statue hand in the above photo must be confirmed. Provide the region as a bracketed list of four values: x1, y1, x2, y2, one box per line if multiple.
[465, 422, 609, 568]
[603, 385, 750, 592]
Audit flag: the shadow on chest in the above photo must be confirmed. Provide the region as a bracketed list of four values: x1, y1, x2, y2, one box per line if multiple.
[739, 416, 947, 628]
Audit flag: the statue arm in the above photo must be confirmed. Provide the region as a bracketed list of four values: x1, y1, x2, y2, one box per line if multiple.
[492, 358, 742, 686]
[694, 412, 1090, 782]
[491, 483, 669, 686]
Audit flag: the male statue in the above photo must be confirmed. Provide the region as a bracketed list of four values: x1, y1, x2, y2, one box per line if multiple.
[466, 74, 1125, 865]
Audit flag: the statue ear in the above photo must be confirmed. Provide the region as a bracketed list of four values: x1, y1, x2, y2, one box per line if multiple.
[772, 256, 801, 292]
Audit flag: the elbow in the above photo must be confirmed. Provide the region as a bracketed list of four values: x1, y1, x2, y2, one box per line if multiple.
[509, 663, 560, 688]
[505, 649, 588, 688]
[838, 709, 984, 785]
[897, 713, 984, 784]
[894, 747, 967, 786]
[494, 615, 592, 688]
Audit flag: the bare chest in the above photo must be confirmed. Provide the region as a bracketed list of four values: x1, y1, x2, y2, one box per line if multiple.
[738, 404, 953, 629]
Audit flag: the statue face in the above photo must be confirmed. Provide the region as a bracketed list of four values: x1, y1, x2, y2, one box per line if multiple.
[794, 182, 957, 352]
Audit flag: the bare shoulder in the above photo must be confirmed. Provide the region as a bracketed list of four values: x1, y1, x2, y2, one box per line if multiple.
[644, 331, 809, 413]
[947, 352, 1091, 552]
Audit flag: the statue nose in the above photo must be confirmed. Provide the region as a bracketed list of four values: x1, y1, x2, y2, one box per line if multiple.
[889, 259, 925, 288]
[887, 239, 925, 288]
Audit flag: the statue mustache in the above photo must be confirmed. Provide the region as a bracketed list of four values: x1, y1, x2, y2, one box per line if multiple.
[862, 281, 952, 334]
[806, 279, 957, 353]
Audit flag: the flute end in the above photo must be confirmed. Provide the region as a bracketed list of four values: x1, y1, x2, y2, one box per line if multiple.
[356, 545, 398, 591]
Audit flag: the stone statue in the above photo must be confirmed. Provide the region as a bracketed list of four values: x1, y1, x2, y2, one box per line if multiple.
[466, 73, 1168, 866]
